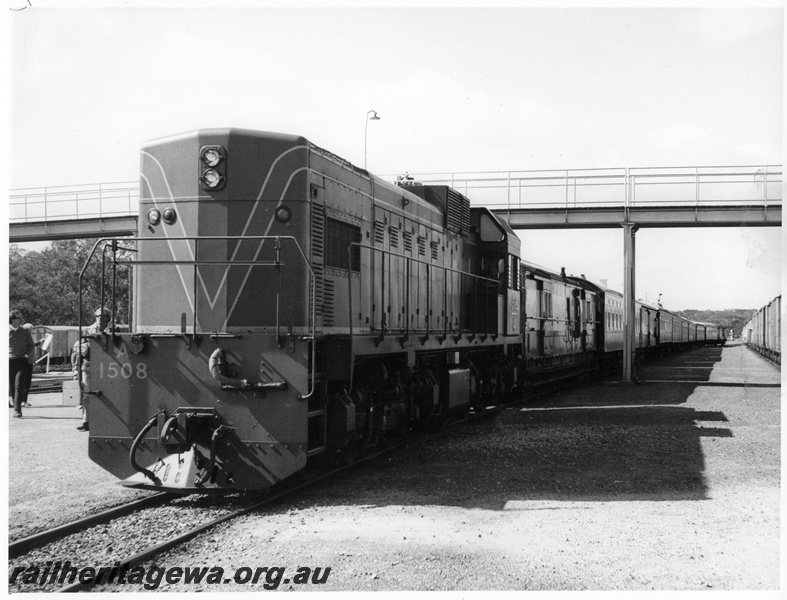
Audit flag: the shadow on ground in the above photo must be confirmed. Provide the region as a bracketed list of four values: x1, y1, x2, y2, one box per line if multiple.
[636, 346, 724, 382]
[297, 352, 736, 510]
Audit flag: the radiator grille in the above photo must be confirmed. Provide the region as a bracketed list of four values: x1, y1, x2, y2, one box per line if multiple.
[323, 279, 335, 327]
[445, 188, 471, 235]
[374, 220, 385, 245]
[403, 230, 413, 253]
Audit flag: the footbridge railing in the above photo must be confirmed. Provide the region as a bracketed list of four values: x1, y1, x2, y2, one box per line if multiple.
[387, 165, 781, 211]
[9, 165, 781, 227]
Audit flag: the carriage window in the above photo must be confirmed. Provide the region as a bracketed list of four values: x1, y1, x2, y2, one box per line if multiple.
[326, 218, 361, 272]
[541, 291, 552, 318]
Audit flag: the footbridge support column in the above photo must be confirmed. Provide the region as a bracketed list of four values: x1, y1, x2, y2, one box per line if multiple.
[622, 223, 639, 382]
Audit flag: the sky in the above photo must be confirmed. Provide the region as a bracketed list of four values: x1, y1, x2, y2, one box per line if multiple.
[5, 3, 784, 311]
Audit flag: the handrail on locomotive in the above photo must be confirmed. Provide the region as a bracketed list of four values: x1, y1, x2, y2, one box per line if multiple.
[78, 234, 318, 401]
[346, 242, 502, 392]
[348, 242, 502, 339]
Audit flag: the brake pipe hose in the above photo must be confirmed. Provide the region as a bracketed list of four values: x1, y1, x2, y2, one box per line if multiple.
[129, 412, 164, 484]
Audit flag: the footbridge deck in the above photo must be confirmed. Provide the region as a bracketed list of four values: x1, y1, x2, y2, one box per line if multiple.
[9, 165, 781, 243]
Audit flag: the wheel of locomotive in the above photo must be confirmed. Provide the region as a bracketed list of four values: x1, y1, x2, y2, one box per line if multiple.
[376, 411, 388, 449]
[434, 398, 449, 428]
[335, 436, 359, 466]
[416, 393, 433, 429]
[412, 368, 437, 430]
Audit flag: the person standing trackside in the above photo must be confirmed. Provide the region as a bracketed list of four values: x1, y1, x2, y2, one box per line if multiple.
[72, 308, 110, 432]
[9, 310, 35, 418]
[21, 323, 44, 408]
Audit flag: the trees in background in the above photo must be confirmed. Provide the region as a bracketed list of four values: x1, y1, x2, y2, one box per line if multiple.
[676, 309, 758, 340]
[9, 239, 131, 326]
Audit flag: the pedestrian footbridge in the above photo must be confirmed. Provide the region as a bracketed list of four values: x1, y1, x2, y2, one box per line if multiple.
[8, 165, 781, 243]
[399, 165, 781, 229]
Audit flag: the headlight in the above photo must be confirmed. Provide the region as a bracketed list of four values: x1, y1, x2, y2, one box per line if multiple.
[201, 168, 224, 189]
[200, 146, 223, 167]
[198, 145, 227, 191]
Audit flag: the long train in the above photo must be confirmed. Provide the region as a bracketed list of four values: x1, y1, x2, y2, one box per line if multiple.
[742, 296, 781, 364]
[81, 129, 725, 492]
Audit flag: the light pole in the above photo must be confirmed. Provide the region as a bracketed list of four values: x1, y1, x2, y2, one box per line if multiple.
[364, 110, 380, 170]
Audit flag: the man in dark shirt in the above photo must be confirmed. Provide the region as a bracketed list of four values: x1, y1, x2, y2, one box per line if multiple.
[9, 310, 34, 418]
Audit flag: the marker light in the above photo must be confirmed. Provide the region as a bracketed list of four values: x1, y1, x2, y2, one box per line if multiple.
[275, 206, 292, 223]
[147, 209, 161, 225]
[162, 207, 177, 224]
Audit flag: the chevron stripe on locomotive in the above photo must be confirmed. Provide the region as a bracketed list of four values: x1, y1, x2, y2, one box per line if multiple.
[83, 129, 724, 492]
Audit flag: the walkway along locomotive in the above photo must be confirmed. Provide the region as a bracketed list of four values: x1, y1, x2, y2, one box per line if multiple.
[81, 129, 721, 492]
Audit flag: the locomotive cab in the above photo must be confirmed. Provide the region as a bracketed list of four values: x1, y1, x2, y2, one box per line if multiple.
[468, 208, 521, 337]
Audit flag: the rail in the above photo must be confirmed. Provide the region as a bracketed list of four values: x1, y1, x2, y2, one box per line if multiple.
[9, 165, 781, 224]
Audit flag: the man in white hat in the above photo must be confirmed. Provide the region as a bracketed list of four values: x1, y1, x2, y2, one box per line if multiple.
[72, 308, 110, 432]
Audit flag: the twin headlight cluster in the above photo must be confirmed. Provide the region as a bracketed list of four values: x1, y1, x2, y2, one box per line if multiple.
[199, 145, 226, 191]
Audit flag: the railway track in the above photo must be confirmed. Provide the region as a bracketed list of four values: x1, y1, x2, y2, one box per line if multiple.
[8, 493, 174, 560]
[8, 371, 595, 593]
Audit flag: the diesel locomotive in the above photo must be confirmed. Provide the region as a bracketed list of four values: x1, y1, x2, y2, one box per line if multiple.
[81, 128, 723, 493]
